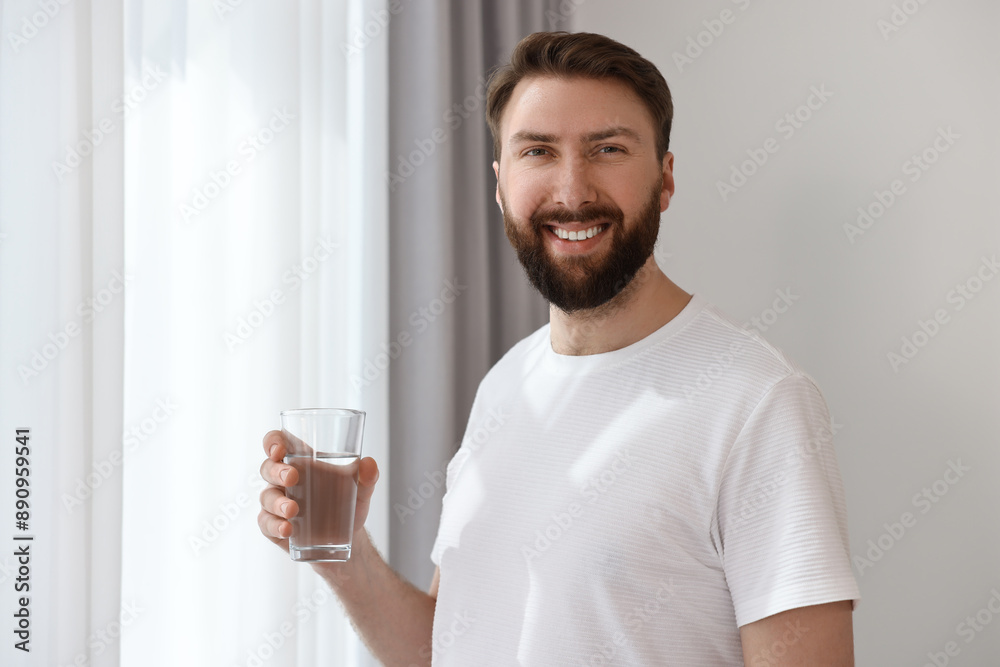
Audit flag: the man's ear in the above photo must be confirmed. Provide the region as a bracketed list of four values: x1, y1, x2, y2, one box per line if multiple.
[660, 152, 675, 212]
[493, 160, 503, 212]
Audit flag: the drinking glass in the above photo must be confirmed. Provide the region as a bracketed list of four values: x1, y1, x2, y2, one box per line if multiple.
[279, 408, 365, 562]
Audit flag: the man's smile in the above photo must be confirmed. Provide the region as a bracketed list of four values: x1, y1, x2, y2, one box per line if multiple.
[546, 223, 610, 241]
[543, 223, 613, 256]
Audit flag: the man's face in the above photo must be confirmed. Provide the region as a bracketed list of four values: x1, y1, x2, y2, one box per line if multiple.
[494, 75, 674, 313]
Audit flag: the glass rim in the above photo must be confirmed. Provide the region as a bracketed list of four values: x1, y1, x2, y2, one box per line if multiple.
[279, 407, 365, 417]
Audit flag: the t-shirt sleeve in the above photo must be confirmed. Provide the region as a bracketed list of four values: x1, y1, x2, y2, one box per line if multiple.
[429, 386, 488, 567]
[429, 444, 470, 567]
[715, 372, 861, 627]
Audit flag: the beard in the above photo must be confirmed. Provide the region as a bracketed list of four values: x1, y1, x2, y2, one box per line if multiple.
[501, 181, 663, 313]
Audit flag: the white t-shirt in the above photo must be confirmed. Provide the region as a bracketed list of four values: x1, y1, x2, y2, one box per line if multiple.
[430, 293, 860, 666]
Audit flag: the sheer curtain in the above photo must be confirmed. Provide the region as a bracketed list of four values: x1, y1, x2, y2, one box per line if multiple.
[119, 1, 389, 665]
[1, 0, 389, 665]
[1, 1, 126, 665]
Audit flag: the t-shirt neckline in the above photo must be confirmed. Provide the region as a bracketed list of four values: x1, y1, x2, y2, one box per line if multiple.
[540, 292, 704, 375]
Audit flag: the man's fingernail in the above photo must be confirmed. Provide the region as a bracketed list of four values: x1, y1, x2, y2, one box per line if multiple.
[280, 468, 289, 483]
[269, 444, 278, 457]
[280, 502, 290, 516]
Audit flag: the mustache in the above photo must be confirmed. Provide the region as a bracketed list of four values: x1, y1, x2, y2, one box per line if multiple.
[530, 203, 624, 229]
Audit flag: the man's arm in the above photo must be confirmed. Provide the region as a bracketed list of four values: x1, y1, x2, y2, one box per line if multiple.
[739, 600, 854, 666]
[314, 536, 440, 667]
[258, 430, 440, 667]
[429, 565, 441, 597]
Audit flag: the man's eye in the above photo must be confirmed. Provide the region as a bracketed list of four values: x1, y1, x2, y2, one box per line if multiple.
[599, 146, 622, 154]
[525, 148, 549, 157]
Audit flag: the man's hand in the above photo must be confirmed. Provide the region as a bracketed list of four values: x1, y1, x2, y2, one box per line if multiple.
[740, 600, 854, 666]
[255, 430, 436, 665]
[256, 429, 380, 551]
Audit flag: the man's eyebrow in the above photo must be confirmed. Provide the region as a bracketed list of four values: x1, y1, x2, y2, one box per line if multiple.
[508, 130, 557, 145]
[584, 126, 643, 143]
[507, 127, 643, 145]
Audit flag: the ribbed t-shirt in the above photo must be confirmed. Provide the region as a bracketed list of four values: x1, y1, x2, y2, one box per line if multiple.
[430, 293, 860, 666]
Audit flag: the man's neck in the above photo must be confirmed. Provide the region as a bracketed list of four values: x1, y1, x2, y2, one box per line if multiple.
[548, 256, 692, 356]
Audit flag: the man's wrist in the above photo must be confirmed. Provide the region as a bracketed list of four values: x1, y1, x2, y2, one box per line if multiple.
[311, 528, 371, 592]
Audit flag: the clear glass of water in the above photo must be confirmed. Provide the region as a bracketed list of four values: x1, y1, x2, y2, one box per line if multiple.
[279, 408, 365, 562]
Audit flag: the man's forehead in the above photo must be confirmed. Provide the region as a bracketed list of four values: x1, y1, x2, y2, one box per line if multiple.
[501, 75, 653, 142]
[510, 73, 636, 99]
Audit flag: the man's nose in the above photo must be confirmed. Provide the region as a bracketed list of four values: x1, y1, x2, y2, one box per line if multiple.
[551, 155, 597, 211]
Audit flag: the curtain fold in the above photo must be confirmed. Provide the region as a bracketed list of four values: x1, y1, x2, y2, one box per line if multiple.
[387, 0, 566, 588]
[87, 2, 126, 666]
[1, 0, 125, 664]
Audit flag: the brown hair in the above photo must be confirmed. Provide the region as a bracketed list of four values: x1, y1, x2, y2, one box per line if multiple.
[486, 31, 673, 163]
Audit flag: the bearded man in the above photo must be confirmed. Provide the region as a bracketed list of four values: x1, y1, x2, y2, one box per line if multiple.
[259, 31, 860, 666]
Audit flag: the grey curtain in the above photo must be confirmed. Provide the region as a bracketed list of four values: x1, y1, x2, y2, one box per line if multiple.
[388, 1, 568, 586]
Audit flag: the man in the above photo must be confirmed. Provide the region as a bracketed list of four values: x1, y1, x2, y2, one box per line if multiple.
[259, 31, 859, 666]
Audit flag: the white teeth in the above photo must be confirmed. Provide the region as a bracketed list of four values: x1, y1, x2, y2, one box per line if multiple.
[554, 225, 604, 241]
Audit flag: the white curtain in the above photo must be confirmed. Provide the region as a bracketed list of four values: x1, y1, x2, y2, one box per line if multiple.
[0, 0, 389, 665]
